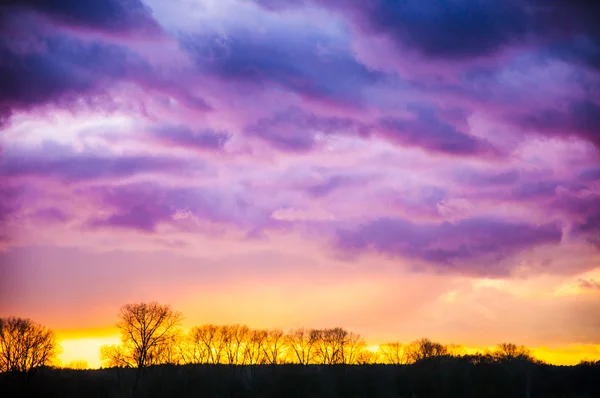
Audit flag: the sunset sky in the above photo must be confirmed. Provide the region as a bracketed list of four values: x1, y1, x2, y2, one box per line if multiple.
[1, 0, 600, 369]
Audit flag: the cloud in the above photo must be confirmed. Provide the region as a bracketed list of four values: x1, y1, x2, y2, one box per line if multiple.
[353, 0, 529, 60]
[181, 24, 380, 106]
[303, 174, 371, 198]
[0, 34, 153, 122]
[336, 217, 563, 277]
[580, 167, 600, 182]
[271, 207, 334, 222]
[573, 210, 600, 248]
[245, 104, 496, 156]
[252, 0, 600, 69]
[454, 168, 521, 187]
[150, 125, 232, 151]
[0, 184, 22, 224]
[1, 0, 160, 34]
[0, 148, 191, 183]
[250, 0, 528, 59]
[88, 203, 168, 233]
[578, 279, 600, 290]
[246, 107, 368, 152]
[84, 182, 274, 233]
[376, 106, 496, 156]
[30, 207, 69, 223]
[513, 100, 600, 148]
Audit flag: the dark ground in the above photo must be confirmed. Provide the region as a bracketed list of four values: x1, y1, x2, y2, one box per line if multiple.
[2, 358, 599, 398]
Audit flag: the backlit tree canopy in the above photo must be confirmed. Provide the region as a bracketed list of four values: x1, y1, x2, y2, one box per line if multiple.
[0, 317, 59, 373]
[101, 302, 183, 368]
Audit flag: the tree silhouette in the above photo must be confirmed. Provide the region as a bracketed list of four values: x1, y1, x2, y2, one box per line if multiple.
[263, 329, 285, 365]
[406, 338, 448, 362]
[342, 331, 368, 364]
[100, 344, 133, 368]
[492, 342, 533, 362]
[379, 342, 409, 365]
[311, 327, 364, 365]
[284, 328, 315, 365]
[101, 302, 182, 369]
[186, 324, 226, 364]
[0, 317, 59, 373]
[64, 360, 89, 370]
[244, 329, 267, 365]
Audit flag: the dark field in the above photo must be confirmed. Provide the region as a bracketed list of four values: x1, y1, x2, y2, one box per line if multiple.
[3, 359, 600, 398]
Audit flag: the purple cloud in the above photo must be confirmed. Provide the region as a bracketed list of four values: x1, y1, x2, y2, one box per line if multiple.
[580, 167, 600, 182]
[84, 182, 276, 233]
[245, 104, 496, 156]
[574, 210, 600, 248]
[304, 174, 372, 198]
[182, 25, 381, 106]
[0, 33, 154, 123]
[336, 217, 563, 277]
[253, 0, 600, 69]
[30, 207, 69, 223]
[1, 150, 192, 183]
[251, 0, 527, 59]
[513, 100, 600, 148]
[0, 183, 46, 244]
[246, 107, 368, 152]
[0, 0, 598, 295]
[353, 0, 529, 60]
[376, 106, 496, 156]
[89, 204, 168, 233]
[0, 184, 22, 224]
[454, 168, 521, 186]
[1, 0, 160, 33]
[150, 126, 231, 151]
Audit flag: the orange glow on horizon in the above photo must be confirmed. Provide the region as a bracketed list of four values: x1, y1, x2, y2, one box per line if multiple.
[56, 329, 600, 369]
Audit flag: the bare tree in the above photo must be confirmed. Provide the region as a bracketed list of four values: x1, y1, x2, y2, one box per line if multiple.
[447, 343, 466, 357]
[284, 328, 315, 365]
[222, 324, 250, 365]
[234, 325, 251, 365]
[342, 332, 367, 364]
[356, 349, 379, 364]
[378, 342, 409, 365]
[154, 334, 184, 365]
[406, 338, 448, 363]
[100, 344, 135, 368]
[0, 317, 59, 373]
[312, 328, 349, 365]
[185, 324, 226, 364]
[244, 329, 267, 366]
[492, 343, 532, 362]
[64, 360, 89, 370]
[263, 329, 285, 365]
[103, 302, 183, 369]
[185, 326, 212, 364]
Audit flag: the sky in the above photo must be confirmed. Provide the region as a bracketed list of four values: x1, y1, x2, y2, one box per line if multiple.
[1, 0, 600, 368]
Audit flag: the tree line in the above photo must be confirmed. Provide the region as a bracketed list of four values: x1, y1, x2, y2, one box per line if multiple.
[98, 302, 541, 368]
[0, 301, 596, 373]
